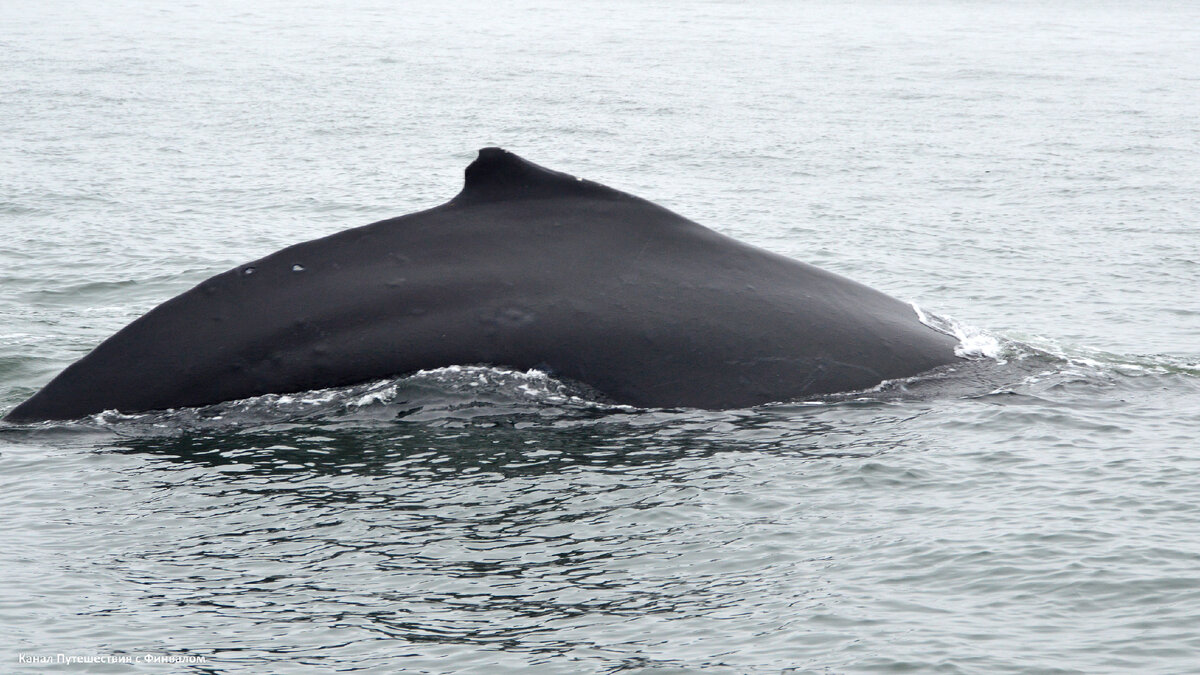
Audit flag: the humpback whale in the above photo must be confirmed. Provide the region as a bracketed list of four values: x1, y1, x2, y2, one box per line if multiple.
[4, 148, 960, 422]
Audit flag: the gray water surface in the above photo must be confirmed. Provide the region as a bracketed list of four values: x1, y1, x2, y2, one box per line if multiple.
[2, 1, 1199, 673]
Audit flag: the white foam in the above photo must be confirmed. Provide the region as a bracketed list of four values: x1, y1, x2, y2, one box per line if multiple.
[911, 303, 1003, 360]
[349, 384, 398, 408]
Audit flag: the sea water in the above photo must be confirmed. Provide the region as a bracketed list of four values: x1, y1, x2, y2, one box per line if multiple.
[1, 1, 1198, 672]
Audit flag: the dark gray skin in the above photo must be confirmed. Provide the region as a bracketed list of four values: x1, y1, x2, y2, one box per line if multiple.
[4, 148, 960, 422]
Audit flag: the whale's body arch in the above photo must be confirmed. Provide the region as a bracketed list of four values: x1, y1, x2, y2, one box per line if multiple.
[5, 148, 959, 422]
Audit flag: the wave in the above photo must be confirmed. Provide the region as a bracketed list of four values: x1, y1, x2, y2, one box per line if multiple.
[2, 312, 1195, 436]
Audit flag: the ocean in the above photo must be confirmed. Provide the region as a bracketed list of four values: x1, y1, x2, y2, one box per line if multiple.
[1, 0, 1198, 672]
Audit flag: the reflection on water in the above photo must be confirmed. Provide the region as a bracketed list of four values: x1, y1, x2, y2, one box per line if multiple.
[15, 372, 929, 671]
[1, 346, 1198, 672]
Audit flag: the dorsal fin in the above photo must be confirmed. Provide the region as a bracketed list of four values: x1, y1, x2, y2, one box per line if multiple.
[451, 148, 627, 205]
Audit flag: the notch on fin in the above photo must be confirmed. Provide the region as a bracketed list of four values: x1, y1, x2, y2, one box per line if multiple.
[452, 148, 626, 205]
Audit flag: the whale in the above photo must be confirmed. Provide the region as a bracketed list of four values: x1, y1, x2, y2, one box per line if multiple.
[4, 148, 960, 422]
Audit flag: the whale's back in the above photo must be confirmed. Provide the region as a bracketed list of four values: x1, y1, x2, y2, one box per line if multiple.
[4, 149, 958, 422]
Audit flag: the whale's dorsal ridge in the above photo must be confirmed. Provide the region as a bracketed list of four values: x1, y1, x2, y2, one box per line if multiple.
[452, 147, 629, 205]
[3, 150, 963, 422]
